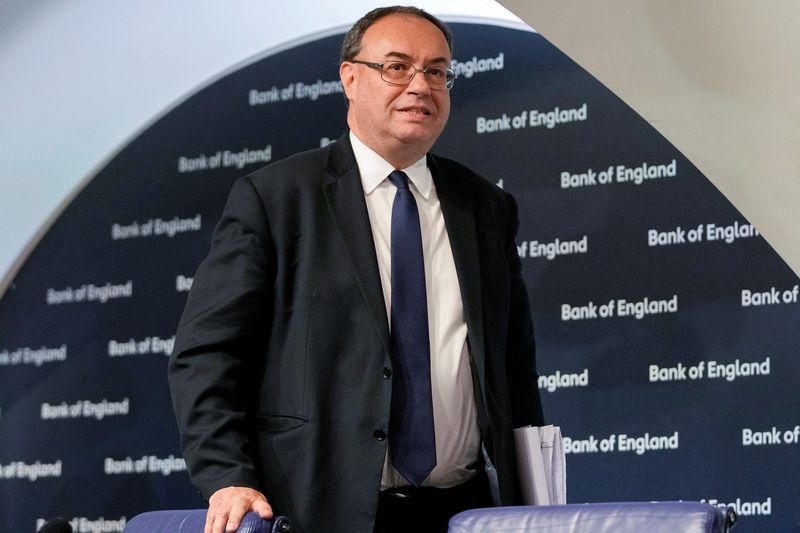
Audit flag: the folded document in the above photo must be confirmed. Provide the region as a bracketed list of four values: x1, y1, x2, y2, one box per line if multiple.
[514, 424, 566, 505]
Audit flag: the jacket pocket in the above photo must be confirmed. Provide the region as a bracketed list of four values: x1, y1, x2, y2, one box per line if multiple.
[256, 413, 308, 432]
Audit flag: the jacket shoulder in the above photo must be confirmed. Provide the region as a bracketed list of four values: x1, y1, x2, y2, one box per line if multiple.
[431, 153, 514, 207]
[245, 143, 331, 191]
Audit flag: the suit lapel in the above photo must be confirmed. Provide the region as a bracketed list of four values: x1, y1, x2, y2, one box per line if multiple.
[429, 155, 487, 389]
[321, 134, 391, 356]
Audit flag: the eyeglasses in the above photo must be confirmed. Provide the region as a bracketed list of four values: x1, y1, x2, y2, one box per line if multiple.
[350, 60, 456, 90]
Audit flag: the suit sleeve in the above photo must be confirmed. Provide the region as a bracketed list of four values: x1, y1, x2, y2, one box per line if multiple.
[503, 192, 545, 428]
[168, 176, 275, 499]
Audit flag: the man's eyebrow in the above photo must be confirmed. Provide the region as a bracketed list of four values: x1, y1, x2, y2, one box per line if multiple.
[384, 51, 413, 62]
[384, 51, 450, 64]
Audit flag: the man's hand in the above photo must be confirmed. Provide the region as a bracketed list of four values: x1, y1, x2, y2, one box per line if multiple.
[205, 486, 273, 533]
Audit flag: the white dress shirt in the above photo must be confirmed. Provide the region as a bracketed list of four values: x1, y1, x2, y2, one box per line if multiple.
[349, 131, 480, 489]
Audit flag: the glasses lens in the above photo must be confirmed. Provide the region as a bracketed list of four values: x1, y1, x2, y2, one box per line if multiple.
[380, 62, 455, 90]
[381, 62, 413, 83]
[423, 67, 455, 89]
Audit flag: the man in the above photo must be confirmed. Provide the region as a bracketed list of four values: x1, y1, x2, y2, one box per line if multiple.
[168, 6, 544, 533]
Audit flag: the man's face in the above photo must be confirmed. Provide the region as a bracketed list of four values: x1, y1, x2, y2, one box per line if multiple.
[340, 14, 451, 166]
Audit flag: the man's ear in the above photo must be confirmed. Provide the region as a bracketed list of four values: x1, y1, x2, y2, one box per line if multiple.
[339, 62, 356, 101]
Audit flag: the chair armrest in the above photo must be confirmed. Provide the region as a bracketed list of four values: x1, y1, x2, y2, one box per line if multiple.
[123, 509, 292, 533]
[448, 501, 736, 533]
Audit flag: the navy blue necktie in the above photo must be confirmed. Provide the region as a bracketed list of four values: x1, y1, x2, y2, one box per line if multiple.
[387, 170, 436, 486]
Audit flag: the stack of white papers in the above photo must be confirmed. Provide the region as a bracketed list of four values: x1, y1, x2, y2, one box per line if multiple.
[514, 425, 566, 505]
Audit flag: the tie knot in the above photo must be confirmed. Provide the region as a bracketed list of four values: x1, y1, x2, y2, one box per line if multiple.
[389, 170, 410, 190]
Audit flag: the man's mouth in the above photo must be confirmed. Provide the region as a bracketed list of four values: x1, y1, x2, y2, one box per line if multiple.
[399, 107, 432, 116]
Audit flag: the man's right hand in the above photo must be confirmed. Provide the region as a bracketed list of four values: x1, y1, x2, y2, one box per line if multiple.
[204, 486, 273, 533]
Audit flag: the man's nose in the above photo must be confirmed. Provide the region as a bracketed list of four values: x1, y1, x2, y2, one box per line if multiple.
[406, 69, 432, 95]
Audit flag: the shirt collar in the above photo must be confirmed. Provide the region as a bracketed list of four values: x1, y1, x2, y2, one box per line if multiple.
[350, 131, 432, 200]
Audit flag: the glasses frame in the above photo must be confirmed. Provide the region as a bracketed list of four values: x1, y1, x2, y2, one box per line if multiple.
[349, 59, 456, 90]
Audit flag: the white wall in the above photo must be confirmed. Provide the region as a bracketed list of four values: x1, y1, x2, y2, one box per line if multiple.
[501, 0, 800, 277]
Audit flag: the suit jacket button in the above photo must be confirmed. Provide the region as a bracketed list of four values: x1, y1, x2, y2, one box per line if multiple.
[374, 430, 386, 441]
[382, 367, 392, 379]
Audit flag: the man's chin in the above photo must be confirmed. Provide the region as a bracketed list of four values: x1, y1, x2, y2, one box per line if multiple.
[393, 125, 444, 148]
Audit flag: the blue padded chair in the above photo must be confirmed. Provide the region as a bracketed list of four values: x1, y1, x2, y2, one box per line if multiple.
[448, 501, 737, 533]
[123, 509, 292, 533]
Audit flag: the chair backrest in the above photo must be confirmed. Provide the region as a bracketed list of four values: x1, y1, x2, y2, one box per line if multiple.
[123, 509, 292, 533]
[448, 501, 736, 533]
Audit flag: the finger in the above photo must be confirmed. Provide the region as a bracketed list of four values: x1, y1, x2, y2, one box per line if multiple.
[252, 498, 274, 519]
[207, 506, 229, 533]
[204, 507, 219, 533]
[225, 499, 249, 532]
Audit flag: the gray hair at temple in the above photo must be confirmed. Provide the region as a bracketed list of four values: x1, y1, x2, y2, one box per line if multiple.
[339, 5, 454, 64]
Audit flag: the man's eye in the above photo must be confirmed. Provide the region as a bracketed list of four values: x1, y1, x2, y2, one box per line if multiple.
[426, 68, 445, 78]
[386, 62, 410, 72]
